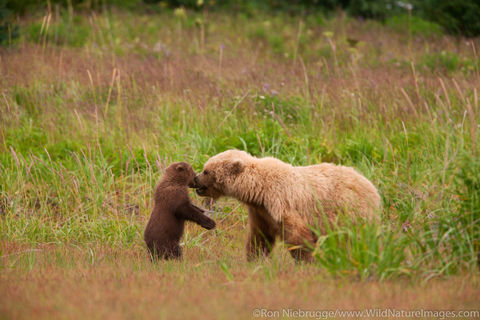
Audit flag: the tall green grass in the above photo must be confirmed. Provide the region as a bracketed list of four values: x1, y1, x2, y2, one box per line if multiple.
[1, 8, 479, 281]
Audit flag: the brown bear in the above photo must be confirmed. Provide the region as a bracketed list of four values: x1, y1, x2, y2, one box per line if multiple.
[144, 162, 216, 260]
[194, 150, 381, 262]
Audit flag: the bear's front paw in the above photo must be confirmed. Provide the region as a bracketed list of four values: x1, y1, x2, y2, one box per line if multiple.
[201, 218, 216, 230]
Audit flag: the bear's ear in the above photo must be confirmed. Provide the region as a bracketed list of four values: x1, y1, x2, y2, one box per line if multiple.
[228, 159, 244, 175]
[175, 164, 185, 172]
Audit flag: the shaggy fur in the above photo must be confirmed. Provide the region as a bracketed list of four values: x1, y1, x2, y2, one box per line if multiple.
[144, 162, 216, 260]
[195, 150, 381, 262]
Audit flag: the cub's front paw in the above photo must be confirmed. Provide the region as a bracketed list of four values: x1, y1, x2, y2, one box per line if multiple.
[202, 218, 216, 230]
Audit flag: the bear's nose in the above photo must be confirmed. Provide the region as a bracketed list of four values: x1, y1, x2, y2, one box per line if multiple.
[193, 175, 199, 185]
[188, 178, 197, 188]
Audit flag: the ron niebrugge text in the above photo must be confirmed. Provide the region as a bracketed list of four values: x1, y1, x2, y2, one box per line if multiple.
[252, 308, 480, 319]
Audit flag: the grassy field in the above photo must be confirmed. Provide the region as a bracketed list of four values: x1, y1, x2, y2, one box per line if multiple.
[1, 7, 480, 319]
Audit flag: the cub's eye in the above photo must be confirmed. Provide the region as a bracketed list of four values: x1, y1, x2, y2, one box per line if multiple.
[203, 170, 209, 175]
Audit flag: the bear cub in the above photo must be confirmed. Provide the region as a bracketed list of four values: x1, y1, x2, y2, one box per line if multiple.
[144, 162, 216, 260]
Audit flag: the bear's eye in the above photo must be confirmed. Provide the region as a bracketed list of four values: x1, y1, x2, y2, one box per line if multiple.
[203, 170, 209, 175]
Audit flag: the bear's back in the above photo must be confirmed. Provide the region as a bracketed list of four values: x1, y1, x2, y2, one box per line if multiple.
[295, 163, 381, 220]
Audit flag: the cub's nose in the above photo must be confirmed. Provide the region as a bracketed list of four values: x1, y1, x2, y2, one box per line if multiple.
[188, 175, 199, 188]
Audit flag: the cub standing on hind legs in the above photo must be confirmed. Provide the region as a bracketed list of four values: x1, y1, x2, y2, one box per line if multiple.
[144, 162, 216, 260]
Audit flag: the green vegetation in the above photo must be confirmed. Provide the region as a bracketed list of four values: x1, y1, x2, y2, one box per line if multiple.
[0, 7, 479, 318]
[0, 0, 17, 45]
[5, 0, 480, 37]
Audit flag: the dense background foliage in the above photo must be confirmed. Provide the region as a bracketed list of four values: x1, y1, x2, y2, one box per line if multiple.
[2, 0, 480, 38]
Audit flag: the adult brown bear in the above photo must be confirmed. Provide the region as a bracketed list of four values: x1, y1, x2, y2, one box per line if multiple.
[194, 150, 381, 262]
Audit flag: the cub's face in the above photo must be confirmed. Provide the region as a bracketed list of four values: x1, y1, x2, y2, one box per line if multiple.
[194, 151, 246, 199]
[166, 162, 196, 187]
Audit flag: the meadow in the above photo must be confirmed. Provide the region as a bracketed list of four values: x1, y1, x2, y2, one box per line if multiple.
[1, 7, 480, 319]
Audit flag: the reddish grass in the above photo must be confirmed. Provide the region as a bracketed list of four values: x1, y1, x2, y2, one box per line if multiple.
[1, 242, 479, 320]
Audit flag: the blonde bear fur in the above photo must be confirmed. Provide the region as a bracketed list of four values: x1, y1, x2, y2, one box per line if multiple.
[194, 150, 381, 262]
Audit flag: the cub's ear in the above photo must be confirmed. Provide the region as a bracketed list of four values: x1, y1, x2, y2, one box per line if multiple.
[176, 164, 185, 172]
[228, 159, 244, 175]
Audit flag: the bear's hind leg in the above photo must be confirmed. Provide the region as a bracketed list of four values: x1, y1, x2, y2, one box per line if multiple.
[163, 244, 182, 260]
[246, 206, 277, 261]
[148, 243, 182, 261]
[282, 216, 317, 263]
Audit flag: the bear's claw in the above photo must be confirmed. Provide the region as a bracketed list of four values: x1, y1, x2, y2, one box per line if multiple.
[202, 219, 216, 230]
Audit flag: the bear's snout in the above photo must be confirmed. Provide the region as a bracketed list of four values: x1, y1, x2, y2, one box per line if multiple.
[193, 175, 206, 193]
[194, 175, 209, 195]
[193, 175, 200, 187]
[188, 178, 198, 188]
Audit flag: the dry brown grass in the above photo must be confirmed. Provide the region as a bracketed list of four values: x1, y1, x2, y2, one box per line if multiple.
[1, 240, 479, 320]
[2, 34, 479, 125]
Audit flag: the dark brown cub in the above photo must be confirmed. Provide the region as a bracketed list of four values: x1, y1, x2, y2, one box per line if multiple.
[144, 162, 216, 260]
